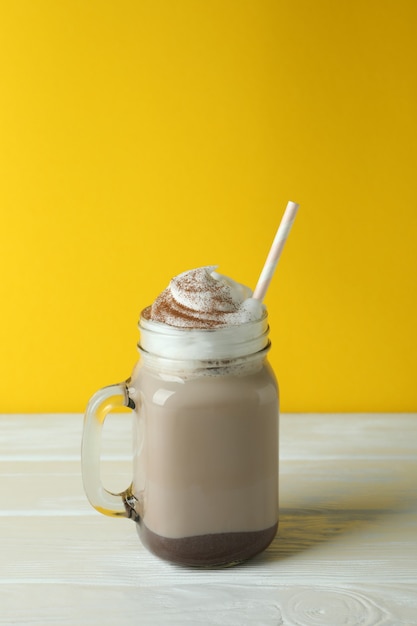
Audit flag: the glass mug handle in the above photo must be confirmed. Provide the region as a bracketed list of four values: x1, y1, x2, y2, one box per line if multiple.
[81, 382, 137, 519]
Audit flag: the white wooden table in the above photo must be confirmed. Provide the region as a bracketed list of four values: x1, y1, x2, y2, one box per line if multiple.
[1, 413, 416, 626]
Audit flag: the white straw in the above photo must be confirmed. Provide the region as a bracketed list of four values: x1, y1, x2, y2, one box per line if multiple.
[252, 201, 300, 302]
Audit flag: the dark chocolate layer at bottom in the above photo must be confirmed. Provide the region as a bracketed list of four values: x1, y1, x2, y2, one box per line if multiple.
[137, 521, 278, 567]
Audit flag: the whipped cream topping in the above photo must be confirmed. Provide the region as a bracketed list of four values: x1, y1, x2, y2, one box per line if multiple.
[142, 266, 264, 329]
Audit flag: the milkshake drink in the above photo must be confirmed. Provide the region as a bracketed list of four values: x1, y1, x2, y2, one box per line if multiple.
[82, 266, 279, 567]
[129, 267, 279, 565]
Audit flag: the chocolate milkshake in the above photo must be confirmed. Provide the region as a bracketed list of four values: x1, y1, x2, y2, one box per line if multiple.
[126, 267, 279, 566]
[83, 202, 299, 567]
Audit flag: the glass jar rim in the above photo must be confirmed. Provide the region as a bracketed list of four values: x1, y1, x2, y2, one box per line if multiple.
[138, 312, 270, 361]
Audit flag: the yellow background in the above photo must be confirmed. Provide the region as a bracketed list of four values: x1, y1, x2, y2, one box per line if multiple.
[1, 0, 416, 413]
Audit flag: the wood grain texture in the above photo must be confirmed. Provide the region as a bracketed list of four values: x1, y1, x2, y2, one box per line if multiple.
[1, 413, 416, 625]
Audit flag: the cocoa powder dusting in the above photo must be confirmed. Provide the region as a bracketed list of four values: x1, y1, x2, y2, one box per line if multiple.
[141, 267, 255, 329]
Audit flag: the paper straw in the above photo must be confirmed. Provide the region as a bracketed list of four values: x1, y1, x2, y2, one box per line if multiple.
[252, 201, 300, 302]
